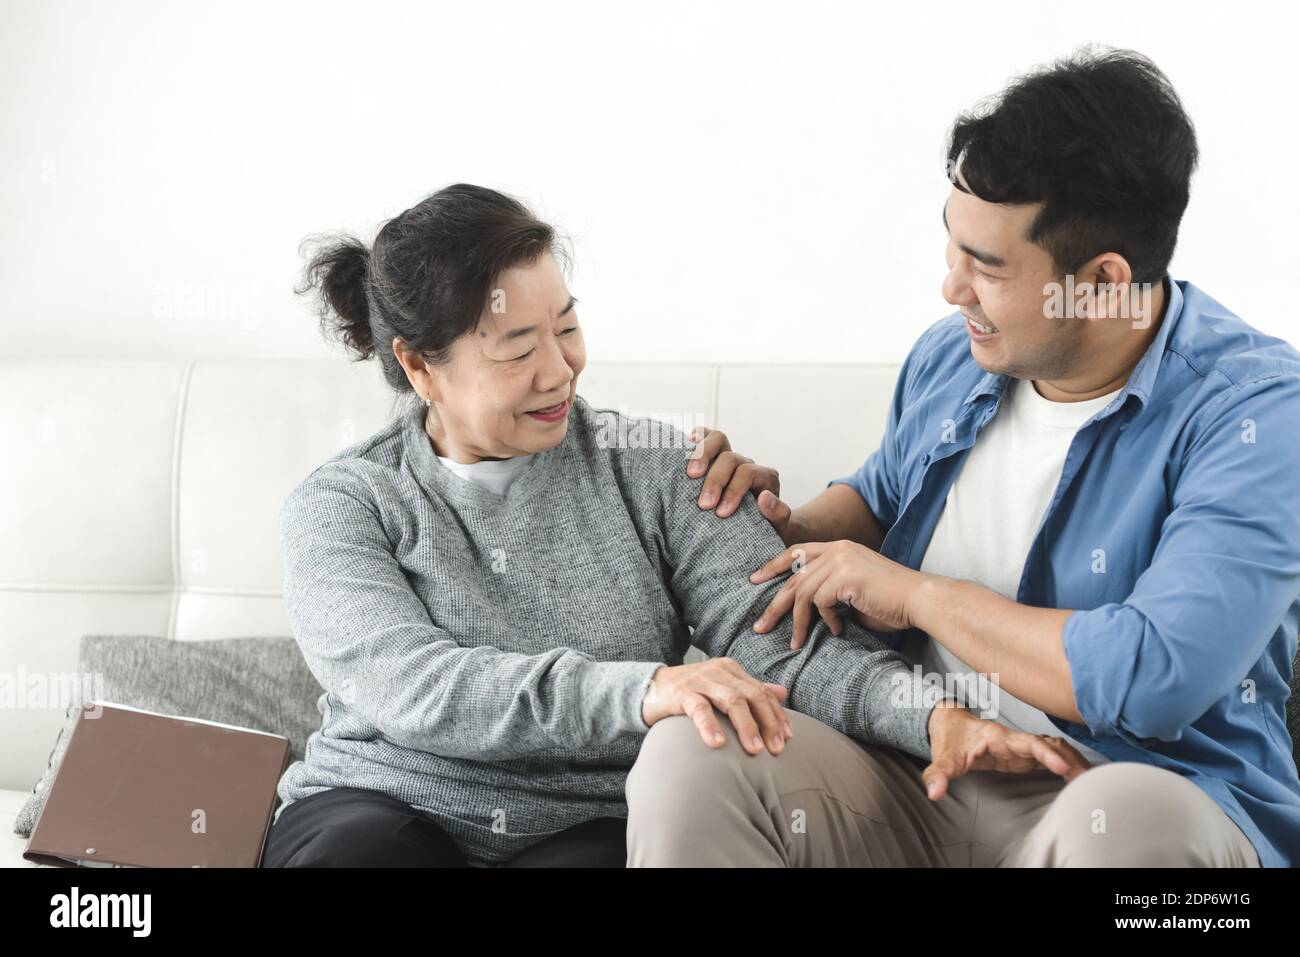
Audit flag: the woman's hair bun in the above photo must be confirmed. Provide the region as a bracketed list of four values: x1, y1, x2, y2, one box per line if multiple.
[296, 234, 375, 360]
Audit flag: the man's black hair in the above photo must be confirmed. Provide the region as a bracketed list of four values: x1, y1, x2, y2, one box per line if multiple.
[946, 46, 1199, 284]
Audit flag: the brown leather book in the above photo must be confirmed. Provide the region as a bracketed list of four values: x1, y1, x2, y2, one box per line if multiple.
[24, 701, 290, 868]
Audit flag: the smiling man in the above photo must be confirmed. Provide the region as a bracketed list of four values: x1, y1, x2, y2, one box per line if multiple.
[666, 46, 1300, 866]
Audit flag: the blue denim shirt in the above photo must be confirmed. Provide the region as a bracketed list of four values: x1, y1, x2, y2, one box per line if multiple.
[831, 276, 1300, 866]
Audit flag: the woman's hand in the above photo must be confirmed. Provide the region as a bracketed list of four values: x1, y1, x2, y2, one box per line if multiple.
[923, 702, 1091, 800]
[641, 658, 794, 756]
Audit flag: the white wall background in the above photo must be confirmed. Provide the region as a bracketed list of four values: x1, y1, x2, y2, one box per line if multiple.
[2, 0, 1296, 366]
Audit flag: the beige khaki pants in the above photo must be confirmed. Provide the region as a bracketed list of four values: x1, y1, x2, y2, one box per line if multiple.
[625, 708, 1260, 867]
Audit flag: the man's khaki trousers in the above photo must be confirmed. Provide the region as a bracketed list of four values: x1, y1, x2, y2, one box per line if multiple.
[625, 708, 1259, 867]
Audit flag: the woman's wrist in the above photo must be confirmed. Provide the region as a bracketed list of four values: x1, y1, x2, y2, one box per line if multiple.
[639, 664, 666, 728]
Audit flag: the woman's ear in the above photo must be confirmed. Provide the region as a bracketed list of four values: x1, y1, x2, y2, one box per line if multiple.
[393, 336, 437, 402]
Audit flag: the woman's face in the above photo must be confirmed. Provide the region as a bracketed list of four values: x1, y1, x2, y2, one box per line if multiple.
[402, 251, 587, 462]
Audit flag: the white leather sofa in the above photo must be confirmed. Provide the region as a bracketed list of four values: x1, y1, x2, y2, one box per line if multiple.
[0, 356, 904, 866]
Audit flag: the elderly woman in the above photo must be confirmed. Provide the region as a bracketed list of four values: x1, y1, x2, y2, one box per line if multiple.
[260, 184, 1085, 868]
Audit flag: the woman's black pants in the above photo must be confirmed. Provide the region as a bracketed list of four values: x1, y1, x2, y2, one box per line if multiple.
[260, 786, 627, 868]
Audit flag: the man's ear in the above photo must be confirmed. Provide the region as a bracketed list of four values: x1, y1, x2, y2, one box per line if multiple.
[1074, 253, 1134, 322]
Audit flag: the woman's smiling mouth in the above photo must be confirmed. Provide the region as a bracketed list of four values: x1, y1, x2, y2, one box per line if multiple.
[525, 398, 570, 422]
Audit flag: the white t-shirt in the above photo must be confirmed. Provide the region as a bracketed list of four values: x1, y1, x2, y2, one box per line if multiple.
[436, 452, 536, 498]
[907, 376, 1123, 765]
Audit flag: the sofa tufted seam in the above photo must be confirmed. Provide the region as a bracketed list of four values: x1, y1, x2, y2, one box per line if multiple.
[167, 361, 197, 642]
[0, 583, 284, 596]
[709, 364, 720, 427]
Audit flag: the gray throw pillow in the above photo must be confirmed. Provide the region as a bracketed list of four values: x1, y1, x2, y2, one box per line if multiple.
[13, 634, 324, 838]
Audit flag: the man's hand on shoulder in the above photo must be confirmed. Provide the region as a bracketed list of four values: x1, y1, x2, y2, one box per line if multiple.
[685, 425, 805, 545]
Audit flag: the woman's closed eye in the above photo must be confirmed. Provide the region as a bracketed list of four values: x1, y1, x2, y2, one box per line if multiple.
[511, 326, 579, 361]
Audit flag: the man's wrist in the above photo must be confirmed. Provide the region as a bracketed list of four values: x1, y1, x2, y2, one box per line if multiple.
[926, 696, 968, 745]
[785, 507, 818, 544]
[910, 573, 954, 636]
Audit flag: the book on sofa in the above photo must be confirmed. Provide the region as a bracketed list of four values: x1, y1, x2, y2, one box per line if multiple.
[24, 701, 290, 868]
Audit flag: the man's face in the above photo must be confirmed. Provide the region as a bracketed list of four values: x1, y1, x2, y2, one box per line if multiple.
[941, 184, 1083, 379]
